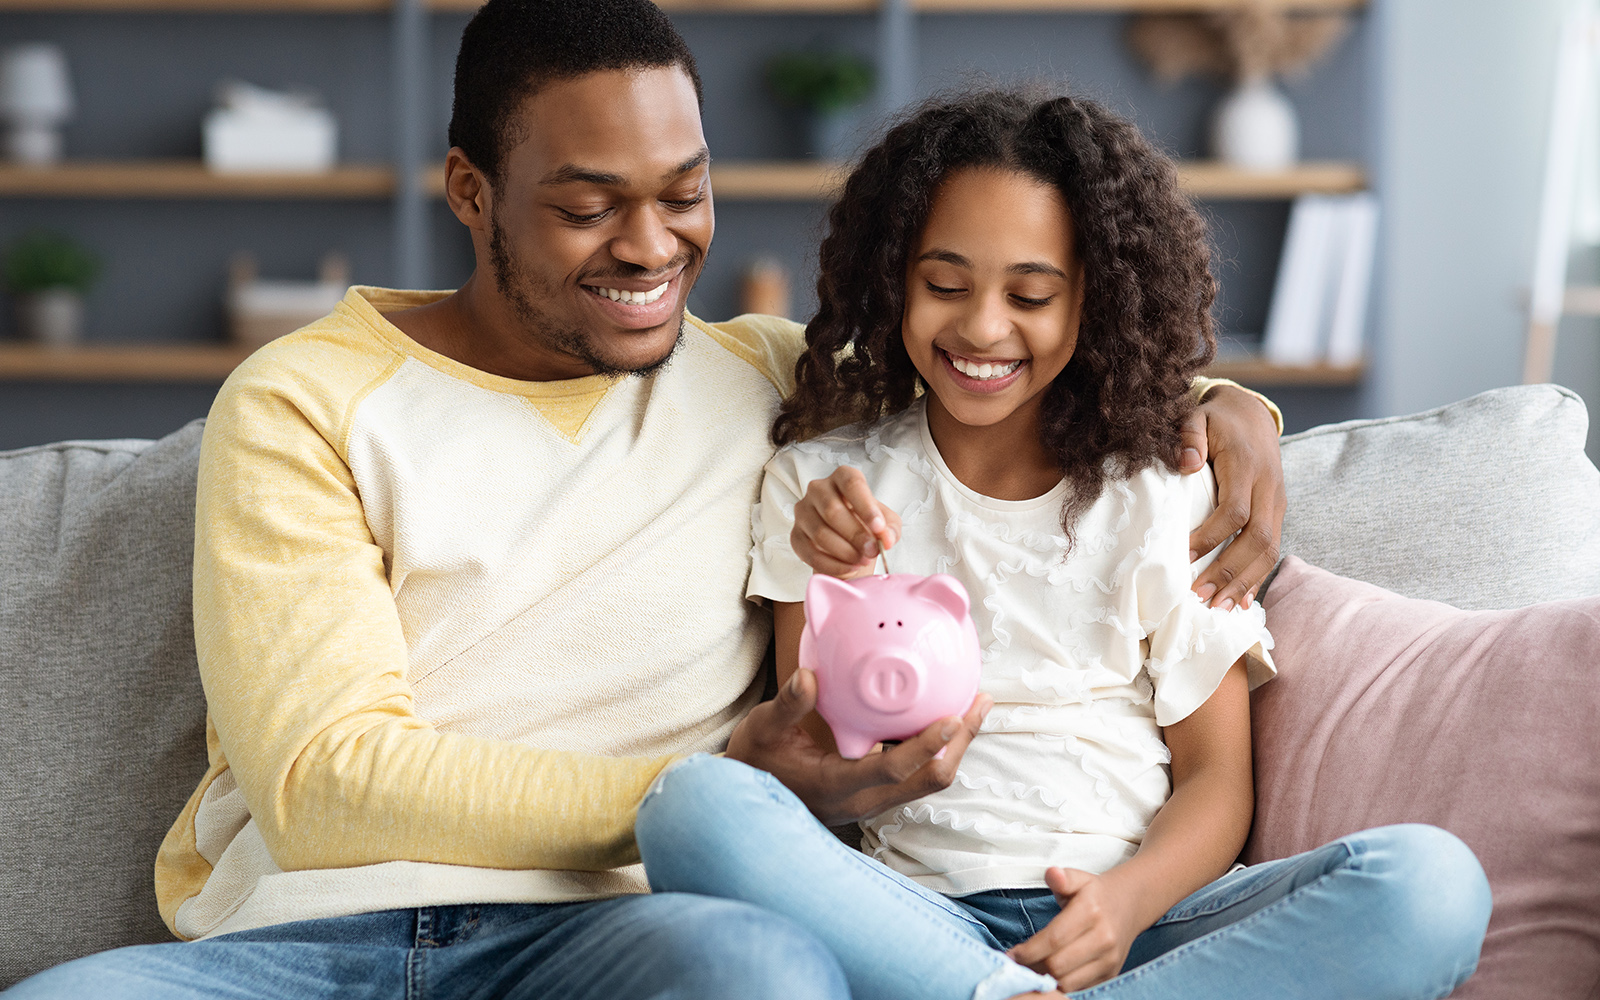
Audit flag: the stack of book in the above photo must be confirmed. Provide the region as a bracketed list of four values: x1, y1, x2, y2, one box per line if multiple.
[1260, 193, 1379, 367]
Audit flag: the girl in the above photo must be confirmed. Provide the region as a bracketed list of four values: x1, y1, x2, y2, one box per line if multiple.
[636, 89, 1490, 1000]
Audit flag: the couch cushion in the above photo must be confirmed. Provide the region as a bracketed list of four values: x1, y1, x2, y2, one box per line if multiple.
[0, 420, 209, 988]
[1278, 384, 1600, 609]
[1248, 557, 1600, 1000]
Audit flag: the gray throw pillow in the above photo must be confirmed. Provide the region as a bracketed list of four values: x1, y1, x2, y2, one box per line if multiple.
[0, 420, 209, 988]
[1279, 384, 1600, 610]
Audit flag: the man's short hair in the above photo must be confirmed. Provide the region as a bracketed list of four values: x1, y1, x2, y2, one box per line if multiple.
[447, 0, 704, 188]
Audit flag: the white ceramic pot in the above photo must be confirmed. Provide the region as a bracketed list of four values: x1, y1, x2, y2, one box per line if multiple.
[16, 288, 84, 347]
[1212, 77, 1299, 171]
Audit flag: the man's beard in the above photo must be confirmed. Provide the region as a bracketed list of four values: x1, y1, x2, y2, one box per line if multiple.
[487, 211, 690, 379]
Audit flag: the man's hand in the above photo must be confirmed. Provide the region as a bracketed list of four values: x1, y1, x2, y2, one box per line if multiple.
[724, 667, 990, 826]
[791, 467, 903, 579]
[1007, 867, 1141, 993]
[1176, 384, 1286, 609]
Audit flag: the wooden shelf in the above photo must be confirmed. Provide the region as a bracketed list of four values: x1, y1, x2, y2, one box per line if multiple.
[0, 342, 1363, 385]
[0, 343, 253, 382]
[0, 0, 387, 9]
[424, 160, 1361, 202]
[0, 161, 395, 198]
[915, 0, 1363, 9]
[1175, 161, 1366, 198]
[0, 0, 1365, 10]
[1203, 357, 1363, 386]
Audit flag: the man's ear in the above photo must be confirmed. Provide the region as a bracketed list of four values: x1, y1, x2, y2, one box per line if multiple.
[443, 147, 491, 232]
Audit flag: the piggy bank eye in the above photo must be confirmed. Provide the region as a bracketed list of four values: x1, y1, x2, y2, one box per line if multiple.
[877, 622, 885, 628]
[897, 621, 903, 627]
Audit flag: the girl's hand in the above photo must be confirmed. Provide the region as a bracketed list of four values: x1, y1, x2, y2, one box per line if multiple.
[791, 466, 902, 579]
[1007, 867, 1142, 992]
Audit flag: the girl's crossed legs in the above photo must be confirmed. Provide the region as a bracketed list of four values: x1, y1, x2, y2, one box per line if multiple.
[636, 754, 1491, 1000]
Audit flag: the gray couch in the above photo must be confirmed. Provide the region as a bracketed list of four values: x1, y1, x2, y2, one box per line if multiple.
[2, 384, 1598, 990]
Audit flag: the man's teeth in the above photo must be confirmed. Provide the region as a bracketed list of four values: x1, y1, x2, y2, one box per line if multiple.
[592, 281, 669, 305]
[948, 354, 1022, 380]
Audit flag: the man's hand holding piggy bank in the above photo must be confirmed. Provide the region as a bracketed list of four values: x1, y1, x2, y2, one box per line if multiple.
[802, 573, 983, 759]
[723, 466, 991, 826]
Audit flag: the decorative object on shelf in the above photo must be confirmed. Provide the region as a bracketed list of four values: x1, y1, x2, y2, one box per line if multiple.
[766, 47, 875, 161]
[204, 81, 338, 173]
[0, 43, 74, 166]
[740, 257, 792, 318]
[2, 230, 98, 347]
[227, 251, 349, 348]
[1127, 7, 1348, 171]
[1261, 192, 1378, 367]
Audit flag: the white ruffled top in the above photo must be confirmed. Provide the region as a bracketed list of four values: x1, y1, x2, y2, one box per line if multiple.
[747, 398, 1275, 896]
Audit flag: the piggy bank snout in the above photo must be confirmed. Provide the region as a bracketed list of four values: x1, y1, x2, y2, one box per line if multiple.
[856, 653, 923, 714]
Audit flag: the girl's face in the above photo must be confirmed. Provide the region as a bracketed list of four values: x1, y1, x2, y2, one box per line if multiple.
[902, 167, 1084, 431]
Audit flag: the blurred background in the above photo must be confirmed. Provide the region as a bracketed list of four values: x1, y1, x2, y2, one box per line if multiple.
[0, 0, 1595, 462]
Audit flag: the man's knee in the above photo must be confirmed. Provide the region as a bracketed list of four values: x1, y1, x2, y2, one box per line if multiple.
[636, 754, 791, 863]
[636, 895, 847, 1000]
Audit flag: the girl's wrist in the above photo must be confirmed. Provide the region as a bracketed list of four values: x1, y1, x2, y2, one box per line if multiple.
[1097, 861, 1182, 937]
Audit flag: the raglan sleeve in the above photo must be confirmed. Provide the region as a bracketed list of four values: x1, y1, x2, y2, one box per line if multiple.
[191, 362, 680, 879]
[1133, 467, 1277, 728]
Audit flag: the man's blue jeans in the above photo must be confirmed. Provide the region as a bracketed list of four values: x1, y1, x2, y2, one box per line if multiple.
[634, 754, 1494, 1000]
[3, 893, 848, 999]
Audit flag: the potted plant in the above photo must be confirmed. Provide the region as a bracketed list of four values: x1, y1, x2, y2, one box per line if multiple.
[3, 230, 98, 346]
[766, 48, 875, 161]
[1127, 7, 1349, 170]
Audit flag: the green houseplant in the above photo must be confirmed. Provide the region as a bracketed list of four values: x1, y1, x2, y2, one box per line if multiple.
[3, 230, 98, 346]
[765, 48, 875, 160]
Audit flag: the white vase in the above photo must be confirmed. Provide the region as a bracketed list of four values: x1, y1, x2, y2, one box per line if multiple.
[1211, 77, 1299, 171]
[16, 288, 84, 347]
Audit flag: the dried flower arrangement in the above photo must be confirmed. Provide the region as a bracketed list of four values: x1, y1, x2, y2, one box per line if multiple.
[1126, 6, 1350, 85]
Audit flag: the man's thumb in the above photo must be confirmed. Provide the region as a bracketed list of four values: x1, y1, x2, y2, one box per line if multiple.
[772, 668, 819, 726]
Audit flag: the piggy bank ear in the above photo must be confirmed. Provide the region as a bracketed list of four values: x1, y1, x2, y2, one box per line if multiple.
[805, 574, 859, 632]
[909, 574, 970, 620]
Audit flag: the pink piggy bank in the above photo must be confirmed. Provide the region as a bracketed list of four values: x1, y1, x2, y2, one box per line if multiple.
[800, 573, 983, 759]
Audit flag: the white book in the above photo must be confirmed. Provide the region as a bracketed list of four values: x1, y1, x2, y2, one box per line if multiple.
[1326, 194, 1380, 366]
[1263, 196, 1336, 365]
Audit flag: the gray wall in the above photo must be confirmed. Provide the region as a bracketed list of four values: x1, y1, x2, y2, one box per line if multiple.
[1374, 0, 1599, 461]
[2, 4, 1371, 449]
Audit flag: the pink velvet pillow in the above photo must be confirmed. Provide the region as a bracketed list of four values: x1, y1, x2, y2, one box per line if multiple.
[1248, 557, 1600, 999]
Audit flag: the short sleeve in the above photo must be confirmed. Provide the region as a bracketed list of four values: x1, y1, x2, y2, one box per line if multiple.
[1138, 467, 1276, 727]
[747, 444, 819, 605]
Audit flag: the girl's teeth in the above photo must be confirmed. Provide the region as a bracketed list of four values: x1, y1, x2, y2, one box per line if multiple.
[949, 353, 1020, 380]
[594, 281, 670, 305]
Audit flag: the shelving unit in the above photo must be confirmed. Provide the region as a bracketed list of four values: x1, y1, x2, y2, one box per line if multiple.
[0, 0, 1372, 400]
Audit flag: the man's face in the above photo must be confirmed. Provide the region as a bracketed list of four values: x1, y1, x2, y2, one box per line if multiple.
[485, 66, 712, 378]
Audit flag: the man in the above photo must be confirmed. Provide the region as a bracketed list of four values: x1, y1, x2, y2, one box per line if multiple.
[3, 1, 1284, 997]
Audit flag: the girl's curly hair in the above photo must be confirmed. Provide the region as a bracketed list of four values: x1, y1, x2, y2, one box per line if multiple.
[772, 88, 1218, 543]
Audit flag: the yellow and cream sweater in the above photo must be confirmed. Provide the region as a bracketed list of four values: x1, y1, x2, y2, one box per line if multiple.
[155, 287, 804, 940]
[154, 284, 1280, 941]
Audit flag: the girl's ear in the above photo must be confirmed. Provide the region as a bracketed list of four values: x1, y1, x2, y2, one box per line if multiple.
[805, 574, 860, 631]
[910, 574, 971, 620]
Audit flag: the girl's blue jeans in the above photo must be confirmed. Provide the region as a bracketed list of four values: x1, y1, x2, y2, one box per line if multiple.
[634, 754, 1494, 1000]
[4, 753, 1492, 1000]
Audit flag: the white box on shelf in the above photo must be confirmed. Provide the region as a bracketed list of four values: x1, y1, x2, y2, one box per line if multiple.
[203, 81, 336, 173]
